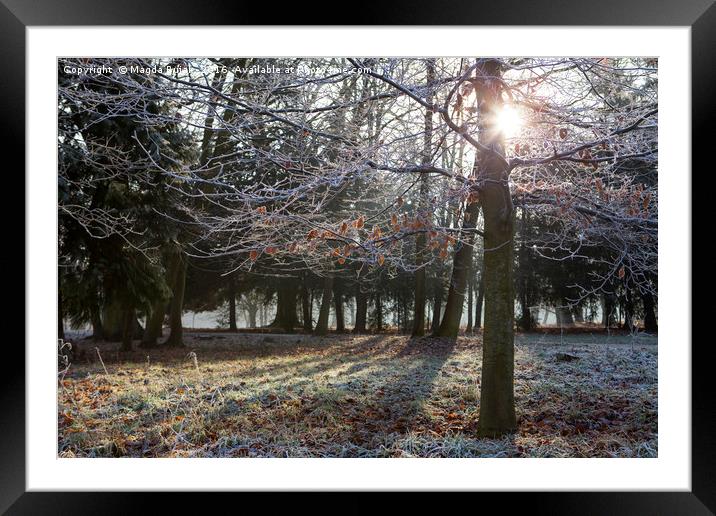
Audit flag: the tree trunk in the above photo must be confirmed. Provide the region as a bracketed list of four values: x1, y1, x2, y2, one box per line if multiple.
[478, 190, 516, 436]
[556, 304, 574, 327]
[141, 245, 176, 348]
[314, 276, 333, 336]
[474, 59, 517, 437]
[140, 299, 165, 348]
[401, 295, 409, 333]
[270, 289, 282, 327]
[102, 298, 124, 341]
[353, 285, 368, 333]
[519, 291, 531, 331]
[642, 291, 657, 332]
[228, 274, 237, 331]
[165, 250, 187, 347]
[518, 207, 533, 331]
[466, 275, 474, 333]
[374, 293, 383, 332]
[431, 289, 442, 334]
[348, 299, 355, 327]
[120, 304, 135, 352]
[301, 277, 312, 332]
[91, 308, 103, 341]
[270, 282, 299, 332]
[248, 306, 257, 328]
[573, 306, 584, 323]
[58, 280, 65, 341]
[621, 284, 634, 330]
[411, 60, 434, 338]
[474, 264, 484, 329]
[435, 200, 481, 337]
[333, 280, 345, 332]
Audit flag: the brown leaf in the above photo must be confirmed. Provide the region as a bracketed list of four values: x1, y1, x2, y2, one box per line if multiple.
[642, 192, 651, 210]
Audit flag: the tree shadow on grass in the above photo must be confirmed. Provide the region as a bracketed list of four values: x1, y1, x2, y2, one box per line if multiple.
[291, 336, 461, 453]
[75, 332, 390, 377]
[240, 335, 395, 391]
[71, 332, 469, 456]
[359, 336, 458, 428]
[207, 335, 460, 444]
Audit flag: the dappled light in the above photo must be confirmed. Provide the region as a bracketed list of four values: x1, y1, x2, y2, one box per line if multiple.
[58, 56, 658, 458]
[59, 332, 656, 458]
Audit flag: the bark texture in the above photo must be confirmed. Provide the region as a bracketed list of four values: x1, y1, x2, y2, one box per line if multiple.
[434, 198, 481, 337]
[473, 59, 517, 437]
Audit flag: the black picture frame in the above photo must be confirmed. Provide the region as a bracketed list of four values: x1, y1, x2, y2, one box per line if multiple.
[4, 0, 713, 512]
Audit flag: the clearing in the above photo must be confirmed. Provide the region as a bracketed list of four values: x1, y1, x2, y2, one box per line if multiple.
[58, 331, 657, 458]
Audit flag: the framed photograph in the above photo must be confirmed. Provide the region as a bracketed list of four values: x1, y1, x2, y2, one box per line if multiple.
[6, 0, 713, 511]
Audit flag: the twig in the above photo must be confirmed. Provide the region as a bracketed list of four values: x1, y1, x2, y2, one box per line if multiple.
[95, 347, 109, 375]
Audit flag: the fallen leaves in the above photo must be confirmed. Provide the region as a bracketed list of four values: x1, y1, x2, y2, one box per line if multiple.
[58, 333, 657, 458]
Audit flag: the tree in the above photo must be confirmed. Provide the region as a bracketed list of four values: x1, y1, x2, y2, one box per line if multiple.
[59, 57, 657, 436]
[411, 59, 435, 337]
[471, 60, 517, 435]
[314, 275, 333, 336]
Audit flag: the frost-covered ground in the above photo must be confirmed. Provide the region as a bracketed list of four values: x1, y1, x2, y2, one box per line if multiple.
[58, 331, 657, 458]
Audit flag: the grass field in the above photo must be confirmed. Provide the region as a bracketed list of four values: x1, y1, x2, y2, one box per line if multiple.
[58, 331, 657, 458]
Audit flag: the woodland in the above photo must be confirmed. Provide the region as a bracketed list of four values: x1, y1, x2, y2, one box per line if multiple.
[58, 57, 658, 457]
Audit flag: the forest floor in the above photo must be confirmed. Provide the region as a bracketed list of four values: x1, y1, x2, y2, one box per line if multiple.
[58, 331, 657, 458]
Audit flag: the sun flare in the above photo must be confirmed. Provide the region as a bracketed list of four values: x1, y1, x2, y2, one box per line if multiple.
[495, 105, 523, 138]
